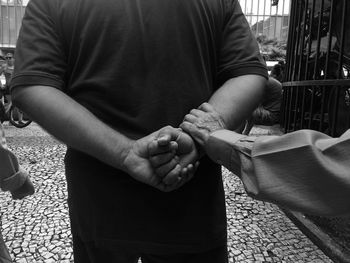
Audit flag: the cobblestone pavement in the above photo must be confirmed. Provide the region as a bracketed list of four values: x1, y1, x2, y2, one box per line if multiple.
[0, 123, 333, 262]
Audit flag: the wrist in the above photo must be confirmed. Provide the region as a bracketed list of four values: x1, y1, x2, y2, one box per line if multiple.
[119, 139, 135, 173]
[192, 138, 205, 159]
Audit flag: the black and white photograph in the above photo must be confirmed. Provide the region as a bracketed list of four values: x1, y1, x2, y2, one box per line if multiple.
[0, 0, 349, 262]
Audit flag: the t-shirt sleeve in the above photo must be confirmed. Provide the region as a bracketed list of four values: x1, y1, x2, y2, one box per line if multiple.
[11, 0, 66, 90]
[217, 0, 268, 86]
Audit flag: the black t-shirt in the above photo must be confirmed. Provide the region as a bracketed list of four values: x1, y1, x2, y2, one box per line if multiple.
[12, 0, 267, 253]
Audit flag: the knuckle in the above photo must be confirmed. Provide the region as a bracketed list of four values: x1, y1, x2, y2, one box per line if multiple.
[184, 114, 191, 120]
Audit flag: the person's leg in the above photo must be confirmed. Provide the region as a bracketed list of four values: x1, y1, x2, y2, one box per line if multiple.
[73, 234, 140, 263]
[141, 244, 228, 263]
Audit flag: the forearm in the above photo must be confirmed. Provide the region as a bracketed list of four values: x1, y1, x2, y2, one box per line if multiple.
[208, 75, 266, 130]
[12, 85, 132, 171]
[207, 129, 350, 216]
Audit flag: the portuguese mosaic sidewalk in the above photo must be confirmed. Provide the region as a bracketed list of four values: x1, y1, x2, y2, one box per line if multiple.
[0, 123, 332, 262]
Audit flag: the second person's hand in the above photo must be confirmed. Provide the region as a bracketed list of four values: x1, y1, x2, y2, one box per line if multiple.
[180, 102, 226, 147]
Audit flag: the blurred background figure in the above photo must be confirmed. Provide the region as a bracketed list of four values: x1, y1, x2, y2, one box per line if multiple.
[0, 56, 6, 106]
[0, 54, 24, 125]
[270, 63, 284, 82]
[237, 77, 283, 136]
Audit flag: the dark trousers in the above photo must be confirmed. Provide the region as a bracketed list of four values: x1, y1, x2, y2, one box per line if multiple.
[73, 235, 228, 263]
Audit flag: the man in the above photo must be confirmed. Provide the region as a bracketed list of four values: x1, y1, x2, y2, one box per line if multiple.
[180, 103, 350, 217]
[11, 0, 267, 262]
[0, 54, 24, 125]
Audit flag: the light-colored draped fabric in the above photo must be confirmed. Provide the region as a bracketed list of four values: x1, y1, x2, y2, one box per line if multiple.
[207, 129, 350, 216]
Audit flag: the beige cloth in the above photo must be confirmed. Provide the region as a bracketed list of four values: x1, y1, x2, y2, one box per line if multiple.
[206, 129, 350, 216]
[0, 123, 34, 198]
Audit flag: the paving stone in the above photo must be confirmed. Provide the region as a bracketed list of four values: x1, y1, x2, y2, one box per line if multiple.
[0, 123, 333, 262]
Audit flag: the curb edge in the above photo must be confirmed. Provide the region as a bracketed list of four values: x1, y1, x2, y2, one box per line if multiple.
[283, 209, 350, 263]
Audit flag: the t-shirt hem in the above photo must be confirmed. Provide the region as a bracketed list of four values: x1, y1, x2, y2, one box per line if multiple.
[11, 71, 64, 90]
[217, 62, 268, 86]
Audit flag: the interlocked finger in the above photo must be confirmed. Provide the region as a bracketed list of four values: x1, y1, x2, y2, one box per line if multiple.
[148, 140, 177, 156]
[162, 163, 182, 185]
[149, 152, 177, 168]
[198, 102, 215, 112]
[189, 108, 206, 118]
[155, 156, 179, 179]
[183, 113, 198, 124]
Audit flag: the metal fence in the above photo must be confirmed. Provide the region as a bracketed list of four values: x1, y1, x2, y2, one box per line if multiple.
[281, 0, 350, 137]
[0, 1, 290, 49]
[238, 0, 291, 43]
[0, 0, 25, 51]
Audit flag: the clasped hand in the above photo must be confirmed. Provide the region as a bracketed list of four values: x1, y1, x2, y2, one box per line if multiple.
[123, 126, 199, 192]
[122, 103, 225, 192]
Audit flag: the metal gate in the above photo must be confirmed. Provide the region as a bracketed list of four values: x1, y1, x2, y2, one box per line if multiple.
[1, 1, 291, 52]
[281, 0, 350, 136]
[0, 0, 26, 50]
[238, 0, 291, 42]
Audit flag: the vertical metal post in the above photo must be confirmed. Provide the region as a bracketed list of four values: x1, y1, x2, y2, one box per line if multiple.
[305, 0, 316, 80]
[6, 0, 9, 46]
[292, 85, 300, 129]
[318, 85, 326, 131]
[337, 0, 346, 79]
[0, 1, 2, 47]
[308, 86, 316, 128]
[268, 0, 272, 37]
[263, 0, 267, 38]
[297, 0, 308, 81]
[275, 1, 278, 39]
[312, 0, 325, 80]
[256, 1, 260, 36]
[250, 0, 253, 26]
[285, 0, 296, 80]
[14, 0, 18, 46]
[300, 86, 307, 129]
[324, 0, 335, 78]
[280, 0, 286, 40]
[331, 86, 340, 136]
[291, 1, 303, 81]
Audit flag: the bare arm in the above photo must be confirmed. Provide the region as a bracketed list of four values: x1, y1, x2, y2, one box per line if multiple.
[12, 85, 132, 170]
[207, 75, 266, 130]
[180, 75, 265, 148]
[182, 74, 266, 141]
[149, 75, 266, 186]
[181, 103, 350, 216]
[12, 85, 183, 192]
